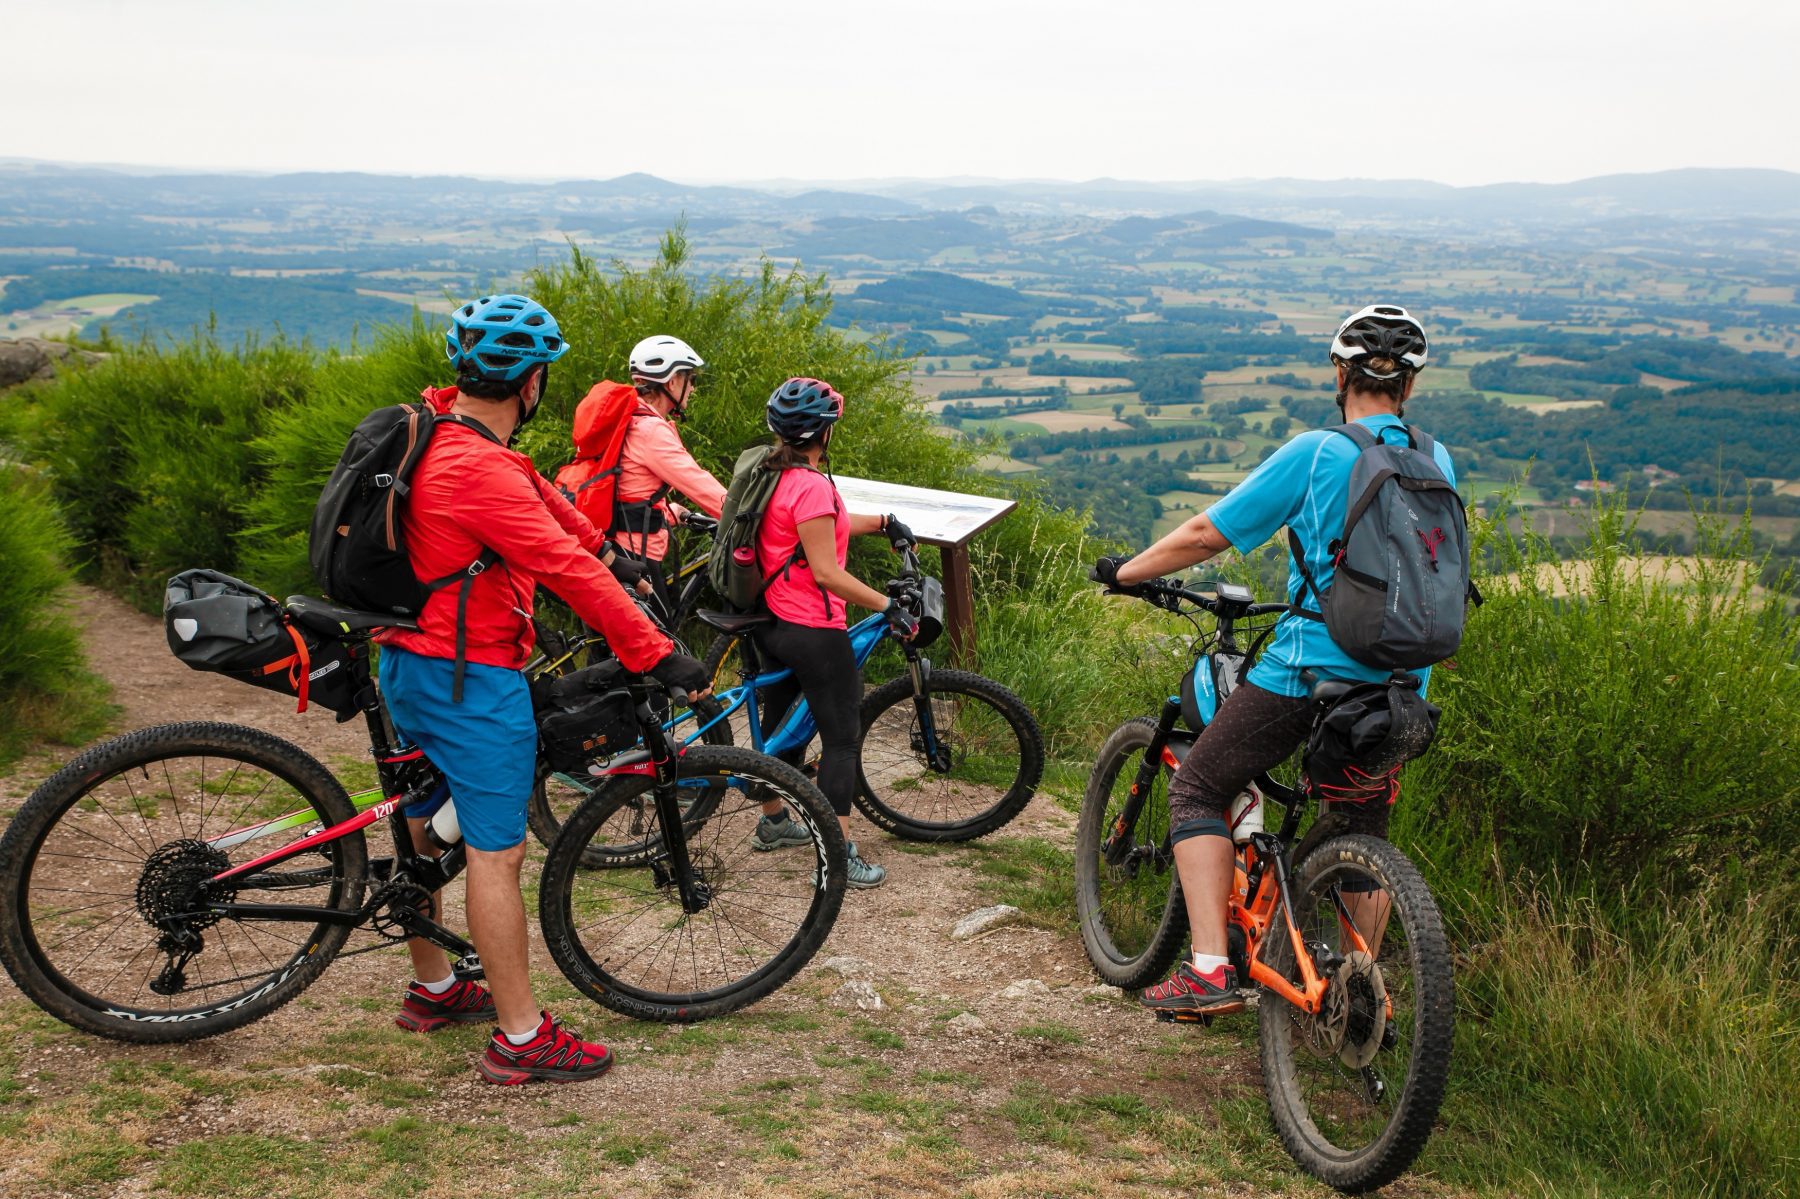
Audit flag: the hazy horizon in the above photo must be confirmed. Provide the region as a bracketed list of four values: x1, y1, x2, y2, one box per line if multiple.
[8, 0, 1796, 187]
[7, 153, 1795, 194]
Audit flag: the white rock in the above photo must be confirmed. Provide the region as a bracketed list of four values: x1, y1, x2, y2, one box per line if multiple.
[1079, 984, 1123, 1001]
[833, 980, 884, 1011]
[949, 904, 1024, 940]
[996, 978, 1050, 1000]
[945, 1012, 987, 1036]
[819, 955, 875, 978]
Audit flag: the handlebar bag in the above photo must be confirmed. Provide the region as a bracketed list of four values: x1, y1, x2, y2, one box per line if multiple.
[530, 660, 650, 772]
[911, 575, 946, 649]
[163, 568, 359, 716]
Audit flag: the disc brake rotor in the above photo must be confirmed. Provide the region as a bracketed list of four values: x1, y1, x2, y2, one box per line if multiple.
[1318, 948, 1388, 1069]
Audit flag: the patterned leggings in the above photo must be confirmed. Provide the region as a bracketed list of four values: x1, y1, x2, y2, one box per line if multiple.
[1166, 681, 1394, 843]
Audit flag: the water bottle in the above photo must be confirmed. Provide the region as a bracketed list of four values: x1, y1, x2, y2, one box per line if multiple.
[1228, 785, 1264, 845]
[426, 799, 462, 850]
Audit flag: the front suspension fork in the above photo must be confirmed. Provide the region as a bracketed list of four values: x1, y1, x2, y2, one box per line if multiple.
[905, 648, 952, 772]
[1101, 699, 1183, 865]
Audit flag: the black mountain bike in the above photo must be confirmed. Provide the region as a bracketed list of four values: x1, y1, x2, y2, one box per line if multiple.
[1074, 576, 1453, 1193]
[0, 595, 847, 1039]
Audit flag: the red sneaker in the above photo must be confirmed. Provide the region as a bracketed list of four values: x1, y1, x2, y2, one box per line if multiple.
[394, 978, 496, 1032]
[1140, 961, 1245, 1016]
[477, 1012, 614, 1086]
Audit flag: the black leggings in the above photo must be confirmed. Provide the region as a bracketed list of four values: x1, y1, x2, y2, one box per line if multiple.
[754, 621, 862, 817]
[1167, 681, 1392, 843]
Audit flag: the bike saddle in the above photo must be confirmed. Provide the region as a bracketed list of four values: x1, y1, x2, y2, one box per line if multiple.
[1307, 676, 1357, 706]
[285, 595, 419, 638]
[697, 609, 772, 635]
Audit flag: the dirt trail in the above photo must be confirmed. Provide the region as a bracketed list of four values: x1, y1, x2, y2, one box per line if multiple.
[0, 590, 1461, 1198]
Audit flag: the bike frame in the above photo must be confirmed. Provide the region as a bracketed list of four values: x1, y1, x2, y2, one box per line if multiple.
[679, 608, 895, 758]
[183, 649, 719, 973]
[1105, 584, 1361, 1017]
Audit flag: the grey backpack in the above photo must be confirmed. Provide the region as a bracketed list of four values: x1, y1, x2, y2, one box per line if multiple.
[1290, 424, 1479, 673]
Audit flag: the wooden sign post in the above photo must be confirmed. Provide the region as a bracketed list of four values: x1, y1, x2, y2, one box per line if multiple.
[828, 476, 1017, 666]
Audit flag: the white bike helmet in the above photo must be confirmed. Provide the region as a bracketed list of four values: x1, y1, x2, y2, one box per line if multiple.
[1329, 305, 1429, 379]
[628, 335, 705, 383]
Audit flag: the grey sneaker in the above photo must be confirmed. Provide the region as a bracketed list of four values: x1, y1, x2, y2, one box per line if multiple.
[753, 810, 812, 852]
[846, 841, 887, 889]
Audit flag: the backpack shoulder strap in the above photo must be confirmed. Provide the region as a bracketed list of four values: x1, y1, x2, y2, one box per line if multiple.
[1287, 528, 1326, 622]
[1331, 422, 1379, 451]
[435, 411, 504, 448]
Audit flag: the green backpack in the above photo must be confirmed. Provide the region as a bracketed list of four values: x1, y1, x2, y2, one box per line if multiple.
[709, 445, 810, 611]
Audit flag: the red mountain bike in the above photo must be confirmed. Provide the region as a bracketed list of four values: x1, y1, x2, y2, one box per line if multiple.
[0, 595, 846, 1040]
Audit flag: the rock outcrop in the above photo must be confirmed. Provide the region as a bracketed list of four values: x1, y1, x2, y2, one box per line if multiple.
[0, 338, 104, 389]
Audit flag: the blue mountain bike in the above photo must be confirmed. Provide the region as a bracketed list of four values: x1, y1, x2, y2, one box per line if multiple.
[531, 544, 1044, 845]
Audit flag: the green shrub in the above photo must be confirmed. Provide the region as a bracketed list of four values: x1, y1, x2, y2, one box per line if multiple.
[16, 335, 316, 610]
[0, 465, 113, 770]
[1398, 494, 1800, 910]
[237, 318, 443, 597]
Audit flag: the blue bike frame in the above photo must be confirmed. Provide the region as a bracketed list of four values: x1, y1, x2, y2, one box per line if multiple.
[677, 609, 895, 757]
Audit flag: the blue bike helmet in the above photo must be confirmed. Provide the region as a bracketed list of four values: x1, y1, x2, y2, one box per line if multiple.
[765, 377, 844, 443]
[445, 294, 569, 384]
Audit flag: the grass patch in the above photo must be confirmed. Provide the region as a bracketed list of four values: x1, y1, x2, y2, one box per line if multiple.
[959, 835, 1077, 932]
[1015, 1021, 1084, 1046]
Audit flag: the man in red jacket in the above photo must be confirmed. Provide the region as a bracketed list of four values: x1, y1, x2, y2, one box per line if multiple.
[378, 294, 709, 1085]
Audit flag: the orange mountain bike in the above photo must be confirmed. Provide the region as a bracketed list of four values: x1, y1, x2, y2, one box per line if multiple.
[1074, 578, 1453, 1193]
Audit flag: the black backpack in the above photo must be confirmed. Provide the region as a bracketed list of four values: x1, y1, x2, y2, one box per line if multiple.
[1289, 423, 1480, 673]
[309, 403, 498, 700]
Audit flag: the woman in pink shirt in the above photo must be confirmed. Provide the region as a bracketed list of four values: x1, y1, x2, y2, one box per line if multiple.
[613, 335, 728, 614]
[750, 378, 915, 889]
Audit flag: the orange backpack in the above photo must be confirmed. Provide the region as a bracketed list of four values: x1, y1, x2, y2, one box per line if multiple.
[553, 381, 640, 531]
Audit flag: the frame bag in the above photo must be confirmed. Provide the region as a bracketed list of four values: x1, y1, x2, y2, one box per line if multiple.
[530, 660, 650, 772]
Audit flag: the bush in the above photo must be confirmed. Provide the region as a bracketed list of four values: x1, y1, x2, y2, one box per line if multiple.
[0, 465, 113, 771]
[14, 335, 316, 610]
[1396, 493, 1800, 911]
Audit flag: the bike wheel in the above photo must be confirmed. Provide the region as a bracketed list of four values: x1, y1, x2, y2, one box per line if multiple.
[701, 631, 747, 695]
[1073, 717, 1189, 988]
[1257, 833, 1454, 1193]
[539, 745, 847, 1022]
[526, 696, 735, 855]
[855, 669, 1043, 842]
[0, 722, 367, 1043]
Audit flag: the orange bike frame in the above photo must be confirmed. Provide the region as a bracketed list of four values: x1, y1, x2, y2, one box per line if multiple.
[1229, 843, 1372, 1015]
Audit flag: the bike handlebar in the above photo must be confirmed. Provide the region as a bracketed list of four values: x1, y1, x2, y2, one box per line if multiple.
[1087, 568, 1288, 620]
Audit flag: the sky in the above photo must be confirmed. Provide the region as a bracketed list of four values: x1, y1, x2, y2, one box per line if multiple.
[7, 0, 1798, 187]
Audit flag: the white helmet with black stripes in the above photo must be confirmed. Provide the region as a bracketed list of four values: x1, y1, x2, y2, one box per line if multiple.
[1329, 304, 1429, 379]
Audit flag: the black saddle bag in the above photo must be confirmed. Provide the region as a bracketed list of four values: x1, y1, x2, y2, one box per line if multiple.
[164, 568, 360, 717]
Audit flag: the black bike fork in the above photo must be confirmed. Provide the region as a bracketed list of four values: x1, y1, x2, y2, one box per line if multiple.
[634, 682, 711, 914]
[1102, 699, 1182, 866]
[904, 645, 952, 772]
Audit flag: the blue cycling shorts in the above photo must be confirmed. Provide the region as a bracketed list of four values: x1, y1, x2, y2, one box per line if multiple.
[379, 646, 537, 852]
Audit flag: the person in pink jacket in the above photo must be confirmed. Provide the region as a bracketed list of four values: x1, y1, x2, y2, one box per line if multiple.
[613, 335, 728, 615]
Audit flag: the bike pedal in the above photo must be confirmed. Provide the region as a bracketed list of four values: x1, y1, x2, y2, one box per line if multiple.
[452, 954, 485, 982]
